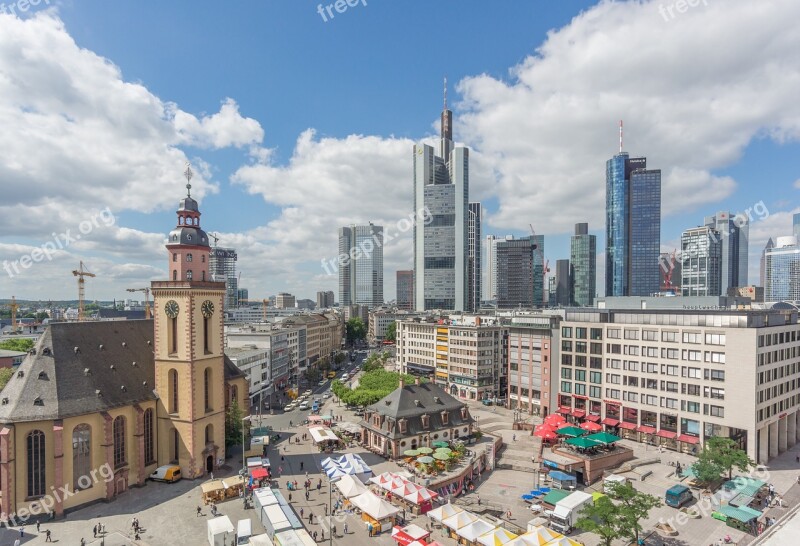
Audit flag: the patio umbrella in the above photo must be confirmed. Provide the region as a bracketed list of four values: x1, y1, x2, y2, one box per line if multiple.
[534, 424, 555, 434]
[544, 414, 565, 426]
[565, 437, 601, 449]
[533, 429, 557, 441]
[433, 452, 450, 461]
[585, 432, 621, 445]
[580, 421, 602, 432]
[521, 494, 535, 500]
[417, 447, 434, 454]
[404, 449, 420, 457]
[433, 441, 449, 448]
[555, 426, 585, 437]
[417, 456, 435, 464]
[435, 447, 452, 455]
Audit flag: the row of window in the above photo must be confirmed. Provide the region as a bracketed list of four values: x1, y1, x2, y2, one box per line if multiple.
[605, 329, 726, 345]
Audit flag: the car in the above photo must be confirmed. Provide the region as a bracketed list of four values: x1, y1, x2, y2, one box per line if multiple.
[304, 390, 312, 396]
[354, 408, 365, 416]
[298, 402, 309, 410]
[482, 399, 493, 406]
[284, 404, 295, 411]
[318, 380, 326, 386]
[323, 392, 332, 399]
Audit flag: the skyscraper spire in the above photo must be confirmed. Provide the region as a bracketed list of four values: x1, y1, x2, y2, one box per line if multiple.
[444, 76, 448, 110]
[440, 78, 453, 159]
[619, 120, 624, 153]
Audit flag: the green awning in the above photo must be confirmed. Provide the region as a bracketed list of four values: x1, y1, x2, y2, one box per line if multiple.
[585, 432, 620, 444]
[565, 437, 601, 449]
[541, 490, 572, 506]
[717, 505, 760, 523]
[556, 426, 585, 437]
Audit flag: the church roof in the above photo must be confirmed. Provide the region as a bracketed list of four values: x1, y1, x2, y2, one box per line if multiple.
[0, 320, 157, 422]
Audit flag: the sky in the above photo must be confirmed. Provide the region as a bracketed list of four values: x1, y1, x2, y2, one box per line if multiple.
[1, 0, 799, 304]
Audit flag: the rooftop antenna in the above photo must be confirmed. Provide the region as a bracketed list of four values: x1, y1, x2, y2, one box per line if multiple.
[184, 162, 193, 198]
[619, 120, 623, 153]
[444, 76, 448, 110]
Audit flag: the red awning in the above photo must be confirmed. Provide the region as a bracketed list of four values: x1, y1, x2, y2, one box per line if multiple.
[251, 467, 269, 480]
[571, 410, 586, 418]
[601, 418, 619, 426]
[617, 421, 637, 430]
[678, 434, 700, 444]
[637, 425, 656, 434]
[557, 406, 572, 415]
[585, 414, 601, 422]
[656, 430, 677, 439]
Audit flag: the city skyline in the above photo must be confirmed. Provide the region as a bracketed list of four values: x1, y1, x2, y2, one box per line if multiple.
[1, 1, 799, 302]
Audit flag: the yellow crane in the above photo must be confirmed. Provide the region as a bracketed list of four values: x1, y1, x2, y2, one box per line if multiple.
[72, 261, 96, 322]
[238, 298, 270, 322]
[126, 288, 152, 319]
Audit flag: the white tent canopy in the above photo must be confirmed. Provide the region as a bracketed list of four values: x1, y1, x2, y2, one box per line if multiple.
[309, 426, 339, 443]
[477, 528, 518, 546]
[335, 474, 369, 498]
[443, 511, 478, 531]
[349, 492, 401, 519]
[458, 520, 497, 542]
[427, 503, 464, 523]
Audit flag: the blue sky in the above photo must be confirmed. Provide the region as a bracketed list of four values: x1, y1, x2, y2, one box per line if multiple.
[1, 0, 799, 303]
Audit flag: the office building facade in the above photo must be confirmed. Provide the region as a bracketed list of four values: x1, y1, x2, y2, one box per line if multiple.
[606, 153, 662, 297]
[765, 236, 800, 302]
[680, 226, 722, 297]
[496, 237, 535, 309]
[396, 270, 414, 310]
[339, 224, 384, 307]
[554, 259, 571, 307]
[413, 92, 469, 312]
[570, 223, 597, 307]
[468, 202, 482, 312]
[209, 247, 239, 308]
[316, 290, 335, 309]
[507, 316, 558, 417]
[276, 293, 295, 309]
[704, 211, 749, 291]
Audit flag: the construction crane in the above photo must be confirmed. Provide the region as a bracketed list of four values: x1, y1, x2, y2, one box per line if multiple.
[661, 249, 678, 292]
[238, 298, 270, 322]
[529, 225, 550, 307]
[8, 296, 20, 334]
[126, 288, 152, 319]
[72, 261, 96, 322]
[209, 232, 220, 247]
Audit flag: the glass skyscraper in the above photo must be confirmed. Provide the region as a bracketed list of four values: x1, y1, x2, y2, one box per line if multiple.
[338, 224, 384, 307]
[704, 211, 749, 290]
[413, 86, 469, 311]
[467, 202, 482, 312]
[496, 237, 534, 309]
[680, 226, 721, 296]
[765, 236, 800, 302]
[570, 223, 596, 306]
[605, 152, 661, 297]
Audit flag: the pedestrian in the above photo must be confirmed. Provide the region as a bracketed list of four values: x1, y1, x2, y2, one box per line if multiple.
[305, 490, 310, 501]
[332, 524, 337, 537]
[309, 513, 313, 524]
[301, 461, 304, 470]
[513, 434, 516, 441]
[93, 525, 98, 538]
[313, 531, 318, 542]
[281, 455, 285, 463]
[321, 530, 325, 541]
[45, 529, 52, 542]
[300, 507, 304, 518]
[343, 522, 348, 534]
[81, 539, 86, 546]
[306, 471, 309, 479]
[325, 505, 329, 516]
[796, 455, 799, 463]
[19, 527, 24, 538]
[36, 521, 41, 533]
[294, 480, 298, 489]
[289, 492, 293, 502]
[14, 539, 19, 546]
[197, 506, 202, 517]
[210, 471, 214, 480]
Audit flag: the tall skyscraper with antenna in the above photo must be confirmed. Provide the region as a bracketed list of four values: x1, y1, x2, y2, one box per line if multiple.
[413, 80, 469, 311]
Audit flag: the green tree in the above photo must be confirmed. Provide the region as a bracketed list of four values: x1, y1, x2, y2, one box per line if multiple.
[225, 400, 245, 449]
[0, 339, 34, 352]
[691, 456, 724, 485]
[701, 437, 754, 480]
[575, 496, 623, 546]
[35, 311, 49, 323]
[0, 367, 14, 391]
[385, 322, 397, 342]
[610, 482, 662, 544]
[346, 318, 366, 345]
[335, 352, 345, 365]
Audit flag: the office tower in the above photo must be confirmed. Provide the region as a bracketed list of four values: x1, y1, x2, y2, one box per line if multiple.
[209, 247, 239, 308]
[496, 237, 535, 309]
[570, 223, 597, 306]
[316, 290, 335, 309]
[760, 238, 774, 288]
[794, 214, 800, 240]
[338, 224, 384, 307]
[605, 136, 662, 296]
[396, 270, 414, 310]
[681, 226, 722, 296]
[467, 202, 482, 312]
[532, 234, 546, 307]
[413, 82, 469, 311]
[276, 293, 296, 309]
[765, 236, 800, 301]
[554, 259, 571, 306]
[704, 211, 749, 290]
[484, 235, 498, 302]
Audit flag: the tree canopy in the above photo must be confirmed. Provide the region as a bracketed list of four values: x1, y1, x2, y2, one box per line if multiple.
[385, 321, 397, 342]
[0, 368, 14, 391]
[576, 483, 661, 545]
[575, 496, 621, 546]
[693, 437, 754, 481]
[225, 399, 245, 448]
[331, 369, 422, 407]
[345, 318, 366, 344]
[0, 338, 34, 352]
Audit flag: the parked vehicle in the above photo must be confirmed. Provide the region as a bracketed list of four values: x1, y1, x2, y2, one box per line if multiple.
[236, 519, 252, 545]
[603, 474, 630, 496]
[549, 491, 593, 534]
[149, 465, 182, 483]
[284, 403, 295, 411]
[482, 399, 493, 406]
[665, 484, 694, 508]
[298, 402, 309, 410]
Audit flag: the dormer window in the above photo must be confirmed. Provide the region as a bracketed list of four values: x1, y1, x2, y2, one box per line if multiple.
[399, 419, 407, 434]
[421, 414, 430, 429]
[373, 414, 382, 427]
[441, 410, 449, 425]
[461, 407, 469, 420]
[187, 234, 192, 241]
[388, 419, 396, 432]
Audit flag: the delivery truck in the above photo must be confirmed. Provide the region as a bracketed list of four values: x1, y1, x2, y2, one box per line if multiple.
[549, 491, 593, 534]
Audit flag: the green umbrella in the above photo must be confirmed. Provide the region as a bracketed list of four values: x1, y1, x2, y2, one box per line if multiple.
[556, 426, 585, 437]
[565, 437, 601, 449]
[432, 441, 449, 448]
[435, 447, 452, 455]
[417, 456, 435, 464]
[403, 449, 420, 457]
[585, 432, 621, 445]
[433, 452, 450, 461]
[417, 447, 434, 454]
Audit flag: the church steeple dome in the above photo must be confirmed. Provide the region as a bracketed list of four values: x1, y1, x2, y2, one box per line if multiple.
[166, 164, 211, 281]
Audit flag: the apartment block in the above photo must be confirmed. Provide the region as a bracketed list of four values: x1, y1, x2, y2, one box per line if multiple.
[507, 315, 559, 417]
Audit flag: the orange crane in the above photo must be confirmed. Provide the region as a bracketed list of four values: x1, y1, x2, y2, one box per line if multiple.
[126, 287, 152, 318]
[238, 298, 270, 321]
[72, 261, 95, 322]
[529, 225, 550, 307]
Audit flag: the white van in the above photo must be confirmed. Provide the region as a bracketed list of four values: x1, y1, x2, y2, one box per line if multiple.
[236, 519, 252, 545]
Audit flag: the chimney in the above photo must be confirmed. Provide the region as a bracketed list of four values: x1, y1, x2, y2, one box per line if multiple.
[415, 377, 421, 386]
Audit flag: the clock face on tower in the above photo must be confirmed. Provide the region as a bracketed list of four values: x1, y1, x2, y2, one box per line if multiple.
[201, 300, 215, 318]
[165, 300, 180, 318]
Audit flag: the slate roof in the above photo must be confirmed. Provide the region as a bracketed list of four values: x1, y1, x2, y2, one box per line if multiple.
[96, 309, 147, 320]
[361, 382, 473, 440]
[0, 319, 244, 423]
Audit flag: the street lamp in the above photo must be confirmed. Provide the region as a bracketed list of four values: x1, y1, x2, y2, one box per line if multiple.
[241, 415, 251, 507]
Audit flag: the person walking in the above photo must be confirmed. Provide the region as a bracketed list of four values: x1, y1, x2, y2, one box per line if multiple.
[93, 525, 98, 538]
[300, 507, 304, 519]
[197, 506, 202, 517]
[305, 490, 310, 501]
[19, 527, 24, 538]
[308, 512, 313, 524]
[332, 525, 337, 537]
[36, 521, 41, 533]
[289, 492, 293, 502]
[321, 530, 325, 541]
[343, 522, 348, 535]
[300, 461, 304, 471]
[313, 531, 318, 542]
[45, 529, 52, 542]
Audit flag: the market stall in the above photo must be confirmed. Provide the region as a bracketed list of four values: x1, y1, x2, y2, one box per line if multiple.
[392, 524, 431, 546]
[335, 474, 369, 498]
[309, 426, 342, 452]
[442, 511, 479, 541]
[548, 471, 577, 491]
[427, 503, 464, 523]
[476, 527, 517, 546]
[201, 479, 226, 504]
[207, 515, 234, 546]
[222, 475, 246, 499]
[349, 491, 401, 533]
[457, 520, 496, 546]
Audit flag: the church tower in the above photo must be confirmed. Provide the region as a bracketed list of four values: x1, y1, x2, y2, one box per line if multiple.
[152, 165, 227, 478]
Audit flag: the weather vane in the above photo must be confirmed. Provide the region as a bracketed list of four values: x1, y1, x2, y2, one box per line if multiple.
[184, 162, 193, 197]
